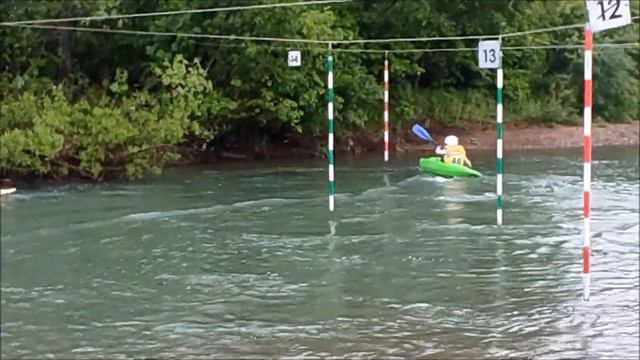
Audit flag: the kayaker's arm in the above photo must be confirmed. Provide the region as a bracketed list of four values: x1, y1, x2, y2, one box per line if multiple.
[464, 157, 472, 168]
[435, 145, 446, 155]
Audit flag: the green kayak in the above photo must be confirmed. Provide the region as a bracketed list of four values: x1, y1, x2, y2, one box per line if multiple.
[418, 157, 482, 178]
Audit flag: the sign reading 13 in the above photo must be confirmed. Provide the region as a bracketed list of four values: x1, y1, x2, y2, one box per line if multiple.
[586, 0, 632, 33]
[478, 40, 501, 69]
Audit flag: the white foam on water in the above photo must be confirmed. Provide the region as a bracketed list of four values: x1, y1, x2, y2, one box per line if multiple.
[121, 198, 303, 221]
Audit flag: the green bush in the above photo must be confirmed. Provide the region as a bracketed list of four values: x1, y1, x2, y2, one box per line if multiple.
[0, 55, 219, 180]
[592, 48, 640, 123]
[398, 88, 495, 126]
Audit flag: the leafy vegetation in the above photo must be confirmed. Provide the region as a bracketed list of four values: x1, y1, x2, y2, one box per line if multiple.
[1, 0, 638, 179]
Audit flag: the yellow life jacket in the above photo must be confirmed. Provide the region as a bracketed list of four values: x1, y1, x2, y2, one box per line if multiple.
[444, 145, 469, 165]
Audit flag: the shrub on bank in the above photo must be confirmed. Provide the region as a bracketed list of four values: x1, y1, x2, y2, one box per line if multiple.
[1, 55, 220, 180]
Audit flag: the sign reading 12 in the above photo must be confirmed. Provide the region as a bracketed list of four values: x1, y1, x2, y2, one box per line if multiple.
[586, 0, 631, 33]
[597, 0, 623, 21]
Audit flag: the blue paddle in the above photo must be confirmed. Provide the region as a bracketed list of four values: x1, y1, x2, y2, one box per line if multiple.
[411, 124, 434, 142]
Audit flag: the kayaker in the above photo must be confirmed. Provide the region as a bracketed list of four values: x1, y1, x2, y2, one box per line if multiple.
[435, 135, 473, 167]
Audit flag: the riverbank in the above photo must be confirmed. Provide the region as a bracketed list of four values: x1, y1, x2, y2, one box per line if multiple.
[398, 120, 640, 153]
[2, 121, 637, 186]
[214, 121, 640, 161]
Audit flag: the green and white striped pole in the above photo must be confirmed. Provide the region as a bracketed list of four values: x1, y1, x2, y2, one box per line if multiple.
[496, 37, 503, 226]
[327, 46, 335, 212]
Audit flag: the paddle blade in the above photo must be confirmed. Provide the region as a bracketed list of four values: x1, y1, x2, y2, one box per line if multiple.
[411, 124, 434, 142]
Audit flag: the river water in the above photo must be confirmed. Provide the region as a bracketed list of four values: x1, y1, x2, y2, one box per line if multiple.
[1, 146, 638, 359]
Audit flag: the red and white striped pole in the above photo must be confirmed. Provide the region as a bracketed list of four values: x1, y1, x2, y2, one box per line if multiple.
[383, 52, 389, 162]
[582, 24, 593, 301]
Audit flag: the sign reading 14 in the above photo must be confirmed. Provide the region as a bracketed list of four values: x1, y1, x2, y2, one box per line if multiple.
[288, 50, 301, 67]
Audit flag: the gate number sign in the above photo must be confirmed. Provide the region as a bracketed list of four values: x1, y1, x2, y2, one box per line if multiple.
[288, 50, 301, 67]
[586, 0, 631, 33]
[478, 40, 501, 69]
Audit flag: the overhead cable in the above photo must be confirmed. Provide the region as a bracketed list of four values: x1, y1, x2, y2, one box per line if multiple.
[0, 0, 353, 26]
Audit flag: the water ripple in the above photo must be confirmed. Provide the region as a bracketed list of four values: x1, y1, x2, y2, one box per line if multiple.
[1, 150, 638, 359]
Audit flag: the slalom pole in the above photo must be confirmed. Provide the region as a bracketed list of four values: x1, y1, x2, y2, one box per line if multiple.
[582, 24, 593, 301]
[327, 44, 335, 212]
[383, 52, 390, 162]
[496, 36, 504, 226]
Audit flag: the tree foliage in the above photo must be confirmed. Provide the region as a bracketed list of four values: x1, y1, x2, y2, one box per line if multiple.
[1, 0, 638, 179]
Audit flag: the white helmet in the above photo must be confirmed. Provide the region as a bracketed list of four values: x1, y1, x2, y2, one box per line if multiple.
[444, 135, 459, 146]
